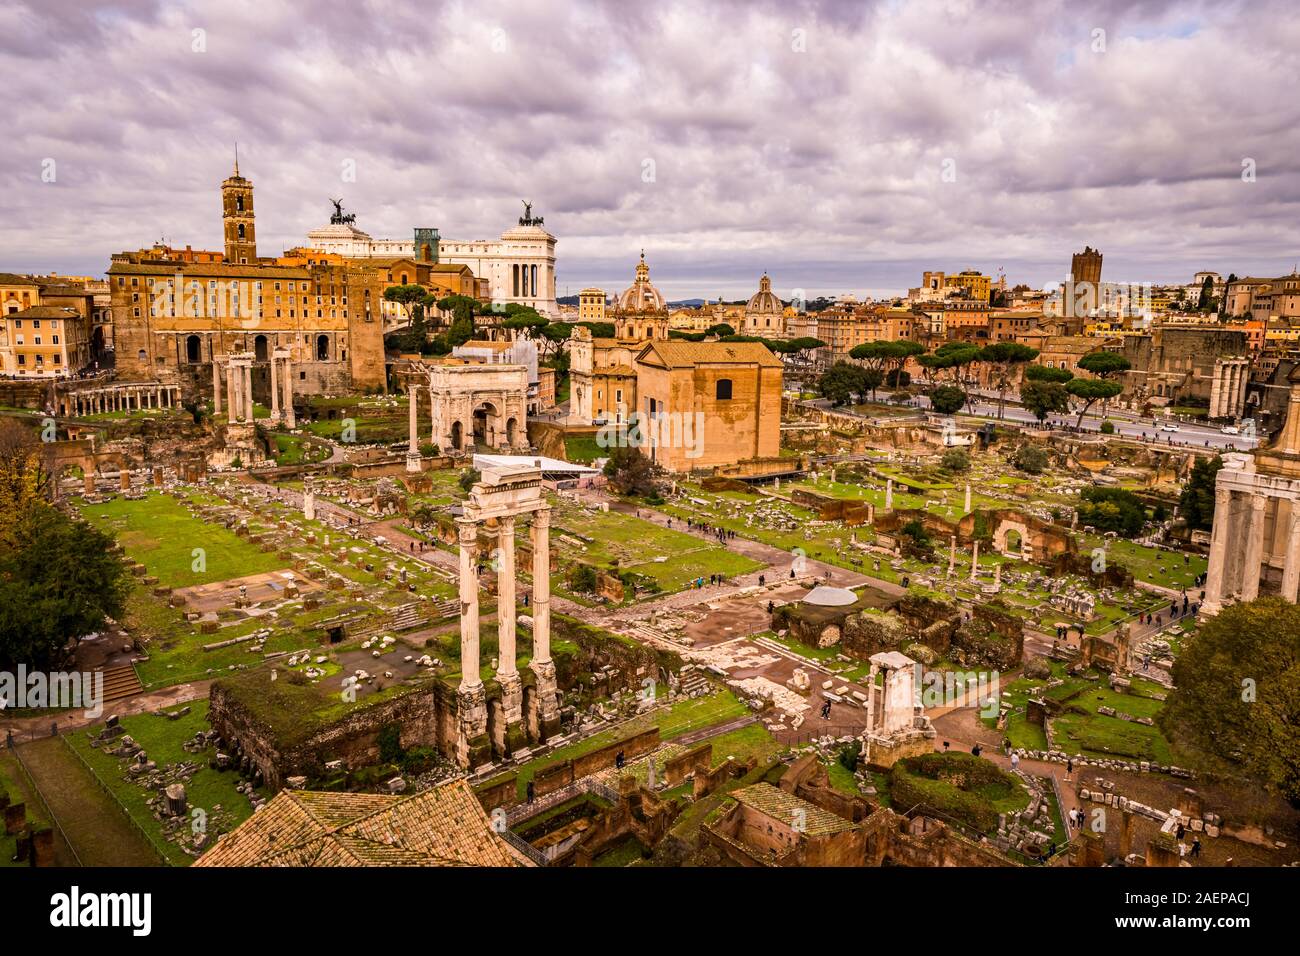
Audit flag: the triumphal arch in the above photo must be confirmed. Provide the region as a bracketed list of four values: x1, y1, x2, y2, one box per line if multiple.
[424, 362, 529, 456]
[454, 463, 561, 766]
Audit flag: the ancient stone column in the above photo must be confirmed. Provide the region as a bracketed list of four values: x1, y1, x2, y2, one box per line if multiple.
[865, 662, 879, 734]
[225, 361, 237, 424]
[406, 381, 421, 472]
[269, 351, 281, 422]
[496, 516, 522, 726]
[948, 535, 956, 577]
[1202, 486, 1234, 613]
[885, 478, 894, 511]
[1280, 505, 1300, 603]
[242, 359, 254, 422]
[530, 507, 552, 666]
[1239, 494, 1267, 602]
[280, 354, 295, 429]
[496, 516, 518, 682]
[457, 519, 482, 691]
[964, 483, 972, 513]
[970, 540, 979, 581]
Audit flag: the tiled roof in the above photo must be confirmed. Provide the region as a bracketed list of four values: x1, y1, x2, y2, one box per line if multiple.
[638, 340, 782, 368]
[9, 305, 80, 319]
[0, 273, 40, 286]
[194, 780, 522, 867]
[732, 783, 856, 836]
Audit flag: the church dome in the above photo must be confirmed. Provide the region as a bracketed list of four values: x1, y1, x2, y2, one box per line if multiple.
[746, 273, 781, 314]
[616, 251, 666, 312]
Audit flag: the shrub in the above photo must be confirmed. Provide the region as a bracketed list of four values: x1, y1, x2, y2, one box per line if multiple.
[1012, 444, 1049, 475]
[377, 723, 404, 764]
[568, 563, 598, 594]
[1099, 419, 1115, 434]
[888, 752, 1018, 833]
[1023, 656, 1051, 680]
[940, 448, 970, 473]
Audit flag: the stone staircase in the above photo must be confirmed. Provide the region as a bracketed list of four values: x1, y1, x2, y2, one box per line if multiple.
[678, 668, 712, 697]
[387, 601, 431, 633]
[433, 598, 459, 620]
[100, 664, 143, 703]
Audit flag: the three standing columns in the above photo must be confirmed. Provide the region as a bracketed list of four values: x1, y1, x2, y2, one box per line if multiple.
[454, 503, 559, 767]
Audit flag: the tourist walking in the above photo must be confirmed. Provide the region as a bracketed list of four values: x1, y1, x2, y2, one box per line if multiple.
[1065, 758, 1074, 781]
[1010, 751, 1020, 771]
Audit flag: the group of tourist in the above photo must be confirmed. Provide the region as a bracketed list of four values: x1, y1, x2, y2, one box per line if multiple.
[684, 517, 739, 544]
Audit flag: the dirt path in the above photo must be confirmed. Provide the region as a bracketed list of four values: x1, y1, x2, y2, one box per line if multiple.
[15, 737, 163, 867]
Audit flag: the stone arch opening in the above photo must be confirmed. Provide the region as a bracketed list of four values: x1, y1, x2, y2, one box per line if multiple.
[472, 400, 501, 446]
[254, 334, 269, 362]
[1004, 529, 1022, 554]
[186, 334, 202, 363]
[316, 334, 329, 361]
[505, 416, 518, 446]
[451, 420, 464, 451]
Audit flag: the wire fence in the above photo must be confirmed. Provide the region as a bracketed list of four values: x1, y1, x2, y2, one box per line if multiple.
[57, 733, 171, 865]
[7, 739, 83, 868]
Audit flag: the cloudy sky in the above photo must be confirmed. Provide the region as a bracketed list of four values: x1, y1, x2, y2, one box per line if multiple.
[4, 0, 1299, 300]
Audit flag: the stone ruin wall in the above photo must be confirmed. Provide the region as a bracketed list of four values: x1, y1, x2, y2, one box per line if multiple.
[207, 679, 455, 790]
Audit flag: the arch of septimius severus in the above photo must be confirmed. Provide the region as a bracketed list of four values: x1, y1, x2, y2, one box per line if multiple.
[403, 362, 529, 468]
[453, 463, 560, 766]
[1202, 369, 1300, 612]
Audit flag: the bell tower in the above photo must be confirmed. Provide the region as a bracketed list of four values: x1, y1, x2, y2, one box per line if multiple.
[222, 150, 257, 264]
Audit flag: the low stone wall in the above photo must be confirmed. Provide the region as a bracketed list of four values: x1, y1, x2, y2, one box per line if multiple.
[530, 727, 662, 799]
[663, 743, 712, 787]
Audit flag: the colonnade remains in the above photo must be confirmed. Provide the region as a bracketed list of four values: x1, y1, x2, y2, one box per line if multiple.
[213, 350, 294, 427]
[454, 465, 560, 767]
[69, 384, 180, 416]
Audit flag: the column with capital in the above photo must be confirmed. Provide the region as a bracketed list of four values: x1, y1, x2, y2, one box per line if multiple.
[269, 350, 281, 423]
[1280, 503, 1300, 603]
[281, 353, 295, 429]
[225, 361, 237, 424]
[457, 519, 482, 692]
[455, 517, 488, 767]
[1201, 486, 1233, 613]
[406, 380, 421, 472]
[495, 516, 522, 729]
[242, 358, 253, 422]
[1239, 494, 1267, 602]
[529, 505, 560, 739]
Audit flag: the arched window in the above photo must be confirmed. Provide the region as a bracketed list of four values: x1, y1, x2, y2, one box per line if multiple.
[237, 224, 245, 239]
[316, 334, 329, 361]
[186, 335, 201, 362]
[716, 378, 733, 400]
[236, 195, 244, 213]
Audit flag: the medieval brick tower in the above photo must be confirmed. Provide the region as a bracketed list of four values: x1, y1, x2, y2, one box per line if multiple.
[222, 155, 257, 264]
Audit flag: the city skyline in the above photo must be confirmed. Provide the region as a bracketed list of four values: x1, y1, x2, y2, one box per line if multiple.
[4, 0, 1300, 297]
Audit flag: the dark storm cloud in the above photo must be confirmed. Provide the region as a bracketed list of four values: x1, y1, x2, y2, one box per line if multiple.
[2, 0, 1299, 299]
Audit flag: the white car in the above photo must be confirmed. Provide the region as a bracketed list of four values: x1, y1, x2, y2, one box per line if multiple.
[1159, 424, 1179, 433]
[1221, 425, 1240, 435]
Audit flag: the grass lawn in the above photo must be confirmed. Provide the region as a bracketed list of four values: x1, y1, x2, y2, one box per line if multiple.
[1051, 682, 1179, 764]
[548, 497, 762, 596]
[270, 432, 329, 465]
[564, 435, 605, 464]
[14, 736, 163, 867]
[705, 723, 782, 767]
[1079, 536, 1206, 591]
[0, 757, 49, 867]
[83, 492, 285, 588]
[67, 700, 265, 866]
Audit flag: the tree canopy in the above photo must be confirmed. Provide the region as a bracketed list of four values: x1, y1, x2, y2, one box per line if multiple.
[929, 384, 967, 415]
[1179, 455, 1223, 532]
[1162, 598, 1300, 805]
